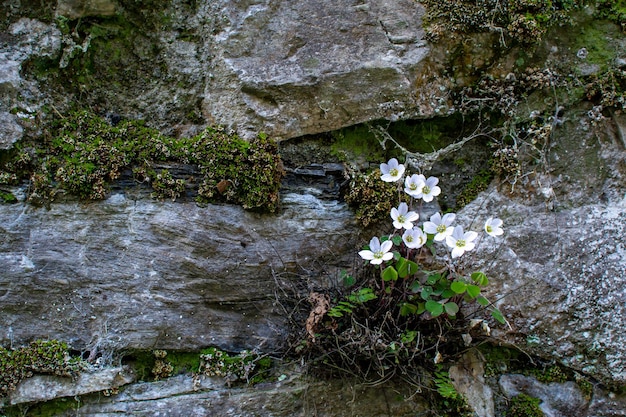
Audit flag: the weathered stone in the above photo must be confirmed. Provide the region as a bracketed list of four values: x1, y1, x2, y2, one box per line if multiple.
[499, 374, 588, 417]
[55, 373, 428, 416]
[449, 350, 494, 417]
[458, 107, 626, 384]
[203, 0, 431, 139]
[55, 0, 116, 19]
[9, 367, 135, 405]
[0, 112, 23, 149]
[0, 189, 358, 354]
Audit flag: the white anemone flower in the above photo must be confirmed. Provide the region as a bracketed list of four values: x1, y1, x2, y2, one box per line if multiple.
[416, 176, 441, 202]
[484, 217, 504, 237]
[390, 202, 419, 230]
[404, 174, 426, 198]
[358, 237, 394, 265]
[423, 212, 456, 241]
[402, 227, 427, 249]
[446, 226, 478, 259]
[380, 158, 406, 182]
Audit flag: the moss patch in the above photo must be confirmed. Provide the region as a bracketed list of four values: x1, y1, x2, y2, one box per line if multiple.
[0, 111, 284, 211]
[0, 340, 85, 398]
[507, 393, 543, 417]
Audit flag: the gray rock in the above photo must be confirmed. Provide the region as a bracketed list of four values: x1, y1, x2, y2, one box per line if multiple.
[9, 366, 135, 405]
[499, 374, 589, 417]
[449, 350, 494, 417]
[202, 0, 431, 139]
[57, 373, 428, 416]
[55, 0, 116, 19]
[458, 106, 626, 384]
[0, 112, 23, 149]
[0, 191, 358, 354]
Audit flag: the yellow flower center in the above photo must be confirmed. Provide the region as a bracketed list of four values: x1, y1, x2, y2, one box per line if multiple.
[456, 239, 466, 248]
[436, 224, 447, 233]
[423, 185, 431, 194]
[390, 168, 399, 177]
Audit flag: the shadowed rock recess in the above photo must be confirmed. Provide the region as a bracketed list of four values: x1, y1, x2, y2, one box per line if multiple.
[1, 0, 626, 415]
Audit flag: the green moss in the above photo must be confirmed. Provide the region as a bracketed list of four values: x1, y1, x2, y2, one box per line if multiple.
[344, 169, 403, 227]
[199, 347, 271, 385]
[455, 169, 494, 209]
[0, 340, 84, 398]
[0, 190, 17, 203]
[1, 111, 283, 211]
[507, 393, 543, 417]
[595, 0, 626, 31]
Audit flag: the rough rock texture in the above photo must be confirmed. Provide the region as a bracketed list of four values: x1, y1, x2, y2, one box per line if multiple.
[9, 366, 134, 405]
[202, 0, 430, 139]
[2, 0, 432, 142]
[54, 373, 427, 417]
[0, 188, 357, 354]
[459, 108, 626, 384]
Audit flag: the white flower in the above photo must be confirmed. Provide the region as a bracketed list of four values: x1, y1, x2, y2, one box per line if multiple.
[423, 212, 456, 241]
[446, 226, 478, 259]
[358, 237, 394, 265]
[404, 174, 426, 198]
[390, 202, 419, 230]
[484, 217, 504, 237]
[380, 158, 405, 182]
[402, 227, 427, 249]
[415, 176, 441, 202]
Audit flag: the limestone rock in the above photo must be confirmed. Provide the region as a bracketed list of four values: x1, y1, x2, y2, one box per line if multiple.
[0, 112, 23, 149]
[458, 106, 626, 384]
[203, 0, 432, 139]
[9, 367, 134, 405]
[53, 373, 428, 416]
[55, 0, 116, 19]
[0, 189, 358, 354]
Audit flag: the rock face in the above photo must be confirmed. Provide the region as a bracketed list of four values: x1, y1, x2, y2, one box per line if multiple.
[1, 0, 431, 142]
[0, 188, 357, 354]
[203, 0, 430, 139]
[458, 107, 626, 385]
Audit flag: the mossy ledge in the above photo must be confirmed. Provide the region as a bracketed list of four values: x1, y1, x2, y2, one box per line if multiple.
[0, 111, 284, 212]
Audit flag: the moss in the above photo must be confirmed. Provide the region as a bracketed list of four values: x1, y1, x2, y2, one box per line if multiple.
[0, 111, 284, 212]
[0, 190, 17, 203]
[595, 0, 626, 31]
[422, 0, 583, 45]
[455, 169, 494, 209]
[0, 340, 84, 398]
[2, 396, 81, 417]
[199, 347, 271, 385]
[506, 393, 543, 417]
[344, 169, 403, 227]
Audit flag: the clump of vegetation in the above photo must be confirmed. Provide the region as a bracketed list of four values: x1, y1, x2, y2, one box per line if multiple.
[199, 347, 270, 386]
[0, 340, 85, 398]
[506, 393, 543, 417]
[595, 0, 626, 32]
[0, 111, 284, 211]
[306, 158, 507, 395]
[422, 0, 583, 45]
[344, 169, 403, 227]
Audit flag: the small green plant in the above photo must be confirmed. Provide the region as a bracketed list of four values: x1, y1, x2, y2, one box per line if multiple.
[199, 347, 270, 385]
[0, 340, 85, 398]
[507, 393, 543, 417]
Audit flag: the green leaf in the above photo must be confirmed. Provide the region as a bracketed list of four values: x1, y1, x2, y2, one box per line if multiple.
[491, 308, 506, 324]
[397, 257, 419, 278]
[471, 271, 489, 286]
[466, 284, 481, 298]
[421, 286, 433, 301]
[391, 235, 403, 246]
[409, 281, 421, 293]
[400, 302, 418, 316]
[426, 273, 440, 285]
[401, 330, 418, 344]
[476, 296, 490, 306]
[342, 270, 356, 287]
[441, 289, 456, 299]
[425, 300, 444, 317]
[444, 302, 459, 316]
[381, 265, 398, 282]
[450, 281, 467, 294]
